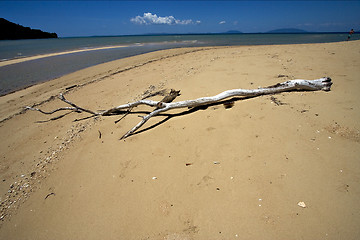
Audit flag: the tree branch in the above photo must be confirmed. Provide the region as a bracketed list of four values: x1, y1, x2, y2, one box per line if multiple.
[26, 77, 332, 139]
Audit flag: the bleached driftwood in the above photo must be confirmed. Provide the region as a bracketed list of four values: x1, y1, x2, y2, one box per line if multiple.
[26, 77, 332, 139]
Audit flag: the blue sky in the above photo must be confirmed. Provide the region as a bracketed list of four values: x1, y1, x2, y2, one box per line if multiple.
[1, 1, 359, 37]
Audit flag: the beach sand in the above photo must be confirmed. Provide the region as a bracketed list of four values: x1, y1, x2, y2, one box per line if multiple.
[0, 41, 359, 239]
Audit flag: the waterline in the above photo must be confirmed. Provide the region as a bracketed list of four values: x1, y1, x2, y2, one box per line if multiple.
[0, 45, 127, 67]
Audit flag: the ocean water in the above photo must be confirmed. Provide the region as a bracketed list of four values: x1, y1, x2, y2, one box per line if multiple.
[0, 33, 358, 95]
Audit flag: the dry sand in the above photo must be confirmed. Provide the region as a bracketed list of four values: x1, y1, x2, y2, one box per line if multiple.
[0, 41, 359, 239]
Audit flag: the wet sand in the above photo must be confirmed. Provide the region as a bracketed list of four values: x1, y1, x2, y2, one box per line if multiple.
[0, 45, 127, 67]
[0, 41, 359, 239]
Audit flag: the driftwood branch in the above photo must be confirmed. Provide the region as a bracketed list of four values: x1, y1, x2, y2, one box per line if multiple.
[114, 89, 169, 123]
[26, 77, 332, 139]
[26, 93, 97, 115]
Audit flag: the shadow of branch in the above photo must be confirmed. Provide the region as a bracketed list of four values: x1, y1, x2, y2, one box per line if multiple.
[128, 95, 257, 137]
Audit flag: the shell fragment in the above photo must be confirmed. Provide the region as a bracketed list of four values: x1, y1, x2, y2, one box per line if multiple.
[297, 201, 306, 208]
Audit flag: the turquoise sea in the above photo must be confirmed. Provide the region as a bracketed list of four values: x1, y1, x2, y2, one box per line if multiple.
[0, 33, 358, 96]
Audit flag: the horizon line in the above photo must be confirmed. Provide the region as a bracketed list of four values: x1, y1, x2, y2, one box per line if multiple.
[60, 31, 353, 39]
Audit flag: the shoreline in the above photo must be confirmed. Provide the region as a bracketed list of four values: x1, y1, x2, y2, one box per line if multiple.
[0, 46, 214, 123]
[0, 41, 359, 239]
[1, 36, 357, 96]
[1, 32, 357, 96]
[0, 38, 355, 98]
[0, 40, 358, 121]
[0, 44, 128, 67]
[0, 42, 204, 96]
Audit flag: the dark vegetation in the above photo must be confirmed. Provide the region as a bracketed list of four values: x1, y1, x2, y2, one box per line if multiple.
[0, 18, 58, 40]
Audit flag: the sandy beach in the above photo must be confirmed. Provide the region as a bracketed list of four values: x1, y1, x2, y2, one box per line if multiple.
[0, 40, 359, 239]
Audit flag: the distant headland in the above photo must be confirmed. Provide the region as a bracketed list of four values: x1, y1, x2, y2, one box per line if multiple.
[0, 18, 58, 40]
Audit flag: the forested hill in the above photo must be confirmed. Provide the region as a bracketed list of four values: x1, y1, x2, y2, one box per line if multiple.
[0, 18, 58, 40]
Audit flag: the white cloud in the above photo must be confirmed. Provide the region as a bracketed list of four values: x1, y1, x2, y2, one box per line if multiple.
[219, 21, 226, 25]
[131, 13, 200, 25]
